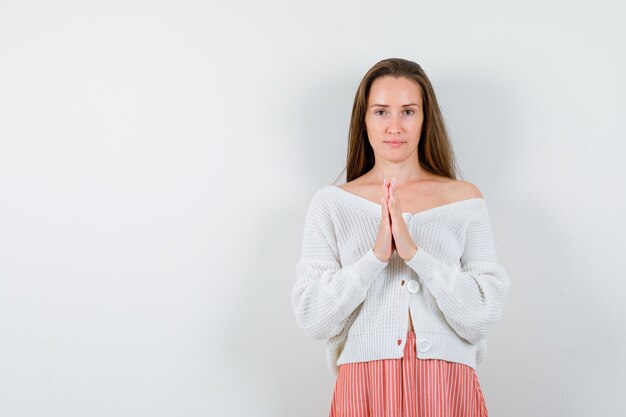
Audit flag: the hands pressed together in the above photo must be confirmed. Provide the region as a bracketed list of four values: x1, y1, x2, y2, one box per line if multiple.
[373, 178, 418, 262]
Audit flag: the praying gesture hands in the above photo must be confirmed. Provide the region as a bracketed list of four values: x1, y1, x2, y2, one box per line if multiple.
[373, 178, 418, 262]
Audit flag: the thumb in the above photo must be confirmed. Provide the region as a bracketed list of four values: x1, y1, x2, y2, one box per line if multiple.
[381, 196, 390, 228]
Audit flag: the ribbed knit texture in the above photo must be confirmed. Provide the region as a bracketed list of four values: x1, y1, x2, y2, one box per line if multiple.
[292, 185, 510, 376]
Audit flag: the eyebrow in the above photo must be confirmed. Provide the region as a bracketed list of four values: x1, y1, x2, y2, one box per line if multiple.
[369, 103, 420, 108]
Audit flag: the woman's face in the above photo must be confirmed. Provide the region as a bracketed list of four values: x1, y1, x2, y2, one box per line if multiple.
[364, 75, 424, 161]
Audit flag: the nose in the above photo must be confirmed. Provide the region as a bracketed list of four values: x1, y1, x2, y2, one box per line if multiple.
[387, 115, 401, 134]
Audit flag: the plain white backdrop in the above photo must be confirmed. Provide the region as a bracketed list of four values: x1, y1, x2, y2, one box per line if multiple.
[1, 1, 624, 416]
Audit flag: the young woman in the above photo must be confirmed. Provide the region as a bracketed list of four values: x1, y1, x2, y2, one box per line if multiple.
[292, 58, 510, 417]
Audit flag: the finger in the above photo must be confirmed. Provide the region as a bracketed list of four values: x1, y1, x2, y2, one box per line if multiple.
[381, 193, 389, 221]
[381, 179, 388, 219]
[389, 182, 396, 209]
[389, 180, 401, 213]
[388, 189, 402, 224]
[382, 178, 387, 203]
[380, 196, 386, 219]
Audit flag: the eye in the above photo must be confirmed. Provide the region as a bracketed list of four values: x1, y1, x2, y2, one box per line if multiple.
[374, 109, 386, 116]
[403, 109, 415, 116]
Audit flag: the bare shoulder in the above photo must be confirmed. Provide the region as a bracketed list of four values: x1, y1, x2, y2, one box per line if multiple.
[337, 180, 358, 192]
[338, 175, 369, 192]
[449, 179, 483, 200]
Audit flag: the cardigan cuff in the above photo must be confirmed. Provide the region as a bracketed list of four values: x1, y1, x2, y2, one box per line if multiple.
[352, 248, 389, 287]
[404, 245, 449, 282]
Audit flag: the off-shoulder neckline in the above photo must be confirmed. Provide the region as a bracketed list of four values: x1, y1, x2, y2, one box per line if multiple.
[324, 185, 485, 220]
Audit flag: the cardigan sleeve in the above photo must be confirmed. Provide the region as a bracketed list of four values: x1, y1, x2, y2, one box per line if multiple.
[291, 194, 389, 340]
[404, 204, 510, 345]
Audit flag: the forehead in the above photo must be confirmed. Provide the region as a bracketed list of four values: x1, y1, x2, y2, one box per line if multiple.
[368, 76, 423, 105]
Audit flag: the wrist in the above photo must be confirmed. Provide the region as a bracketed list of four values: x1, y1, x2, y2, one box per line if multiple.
[403, 244, 418, 261]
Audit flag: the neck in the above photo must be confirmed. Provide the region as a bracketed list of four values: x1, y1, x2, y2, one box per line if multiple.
[368, 161, 428, 185]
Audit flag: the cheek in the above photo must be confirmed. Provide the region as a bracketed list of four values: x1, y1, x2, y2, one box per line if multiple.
[409, 118, 423, 131]
[365, 117, 381, 131]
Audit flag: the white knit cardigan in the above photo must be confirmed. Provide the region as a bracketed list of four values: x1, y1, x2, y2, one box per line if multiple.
[292, 185, 510, 376]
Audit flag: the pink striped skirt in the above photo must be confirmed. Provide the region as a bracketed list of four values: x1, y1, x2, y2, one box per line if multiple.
[329, 330, 488, 417]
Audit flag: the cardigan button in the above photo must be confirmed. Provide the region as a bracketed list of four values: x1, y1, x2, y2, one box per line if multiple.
[407, 280, 420, 293]
[397, 339, 402, 345]
[418, 340, 431, 352]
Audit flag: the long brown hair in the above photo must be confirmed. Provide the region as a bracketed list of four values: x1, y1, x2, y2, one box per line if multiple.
[335, 58, 460, 184]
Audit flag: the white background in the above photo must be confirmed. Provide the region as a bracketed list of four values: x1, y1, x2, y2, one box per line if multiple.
[1, 1, 624, 416]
